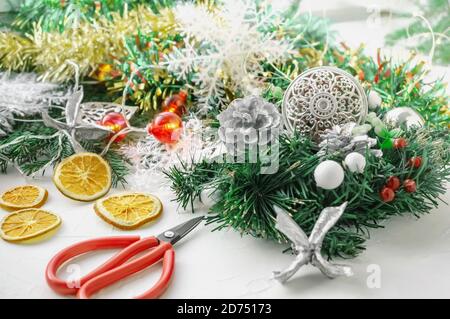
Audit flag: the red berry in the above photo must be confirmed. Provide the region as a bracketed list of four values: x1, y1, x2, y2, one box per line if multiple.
[403, 179, 417, 193]
[408, 156, 422, 168]
[394, 138, 407, 149]
[386, 176, 401, 191]
[380, 186, 395, 202]
[162, 92, 188, 117]
[178, 90, 188, 101]
[100, 112, 128, 143]
[147, 112, 183, 144]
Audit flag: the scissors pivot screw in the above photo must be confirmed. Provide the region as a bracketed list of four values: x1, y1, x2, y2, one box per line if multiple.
[164, 231, 175, 238]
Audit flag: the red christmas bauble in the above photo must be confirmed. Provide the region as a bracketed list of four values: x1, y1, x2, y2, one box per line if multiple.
[403, 179, 417, 193]
[147, 112, 183, 144]
[386, 176, 401, 191]
[380, 186, 395, 202]
[408, 156, 422, 169]
[100, 112, 128, 142]
[394, 137, 407, 149]
[162, 91, 187, 117]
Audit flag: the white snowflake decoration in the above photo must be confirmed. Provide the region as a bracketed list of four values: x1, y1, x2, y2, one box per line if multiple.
[163, 0, 292, 113]
[120, 117, 223, 192]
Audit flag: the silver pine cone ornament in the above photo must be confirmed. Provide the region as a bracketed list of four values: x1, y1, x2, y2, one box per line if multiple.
[217, 96, 281, 154]
[317, 122, 382, 157]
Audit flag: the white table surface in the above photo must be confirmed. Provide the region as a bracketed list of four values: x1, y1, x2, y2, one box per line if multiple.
[1, 168, 449, 299]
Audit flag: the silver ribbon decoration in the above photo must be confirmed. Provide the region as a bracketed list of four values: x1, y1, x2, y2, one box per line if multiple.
[41, 85, 112, 153]
[273, 202, 353, 283]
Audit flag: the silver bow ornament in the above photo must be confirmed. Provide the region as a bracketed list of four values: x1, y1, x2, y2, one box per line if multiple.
[273, 202, 353, 283]
[42, 86, 136, 152]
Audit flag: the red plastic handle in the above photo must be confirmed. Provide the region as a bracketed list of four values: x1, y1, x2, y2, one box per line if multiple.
[78, 241, 175, 299]
[46, 235, 159, 295]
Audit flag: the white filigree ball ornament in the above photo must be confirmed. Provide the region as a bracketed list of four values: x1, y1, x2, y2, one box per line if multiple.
[282, 66, 368, 141]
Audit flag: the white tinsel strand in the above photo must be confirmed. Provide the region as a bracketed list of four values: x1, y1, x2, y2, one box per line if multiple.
[0, 72, 69, 116]
[0, 107, 14, 137]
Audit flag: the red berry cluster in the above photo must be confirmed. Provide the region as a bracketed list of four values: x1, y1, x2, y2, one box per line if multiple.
[380, 176, 417, 202]
[380, 137, 423, 202]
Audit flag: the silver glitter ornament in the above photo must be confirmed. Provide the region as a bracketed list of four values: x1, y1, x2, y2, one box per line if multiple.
[282, 66, 368, 141]
[383, 107, 424, 129]
[273, 202, 353, 282]
[217, 95, 281, 154]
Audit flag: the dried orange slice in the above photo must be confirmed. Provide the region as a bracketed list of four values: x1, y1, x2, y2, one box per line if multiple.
[0, 185, 48, 211]
[94, 192, 162, 230]
[53, 152, 112, 202]
[0, 208, 61, 243]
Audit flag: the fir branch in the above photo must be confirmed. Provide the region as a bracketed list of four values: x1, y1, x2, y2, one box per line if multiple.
[13, 0, 177, 32]
[385, 0, 450, 65]
[166, 128, 450, 259]
[104, 150, 130, 187]
[0, 113, 130, 186]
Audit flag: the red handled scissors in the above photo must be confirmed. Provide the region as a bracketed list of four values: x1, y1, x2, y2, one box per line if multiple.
[46, 216, 204, 299]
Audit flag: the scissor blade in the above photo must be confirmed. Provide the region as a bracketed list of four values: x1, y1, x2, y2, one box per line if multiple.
[157, 216, 204, 245]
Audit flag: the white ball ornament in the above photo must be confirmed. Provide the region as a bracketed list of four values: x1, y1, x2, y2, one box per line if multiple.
[314, 160, 345, 190]
[368, 90, 382, 110]
[344, 152, 366, 173]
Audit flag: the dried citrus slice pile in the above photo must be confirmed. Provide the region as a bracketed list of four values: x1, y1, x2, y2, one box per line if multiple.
[53, 153, 112, 202]
[94, 192, 162, 230]
[0, 208, 61, 243]
[0, 185, 48, 211]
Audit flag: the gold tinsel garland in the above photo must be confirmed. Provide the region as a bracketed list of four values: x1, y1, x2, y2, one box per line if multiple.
[0, 32, 37, 72]
[0, 5, 177, 83]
